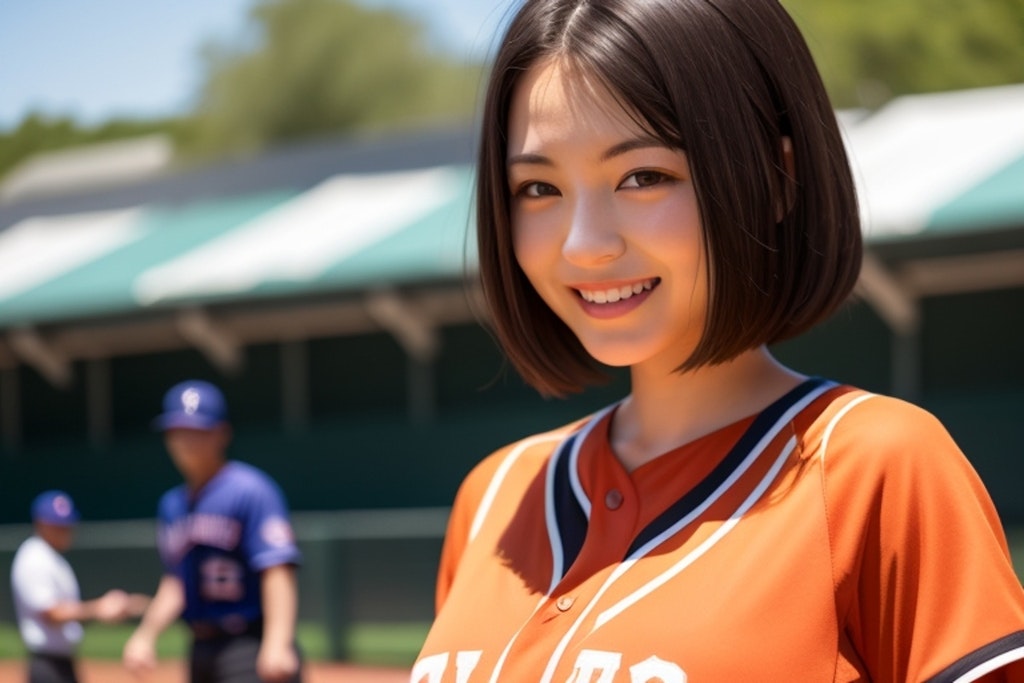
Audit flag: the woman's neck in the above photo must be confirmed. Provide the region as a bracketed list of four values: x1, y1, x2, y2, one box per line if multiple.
[610, 347, 805, 472]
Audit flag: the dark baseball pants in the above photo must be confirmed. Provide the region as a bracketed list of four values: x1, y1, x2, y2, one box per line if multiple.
[190, 634, 303, 683]
[27, 653, 78, 683]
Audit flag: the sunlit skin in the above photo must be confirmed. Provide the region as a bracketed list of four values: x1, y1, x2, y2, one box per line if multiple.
[163, 425, 232, 491]
[508, 59, 707, 374]
[32, 521, 150, 625]
[34, 521, 74, 553]
[508, 58, 804, 471]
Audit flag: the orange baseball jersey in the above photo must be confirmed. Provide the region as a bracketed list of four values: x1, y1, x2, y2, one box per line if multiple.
[413, 378, 1024, 682]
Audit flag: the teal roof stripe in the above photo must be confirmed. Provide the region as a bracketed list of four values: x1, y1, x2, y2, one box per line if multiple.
[0, 191, 295, 325]
[928, 155, 1024, 234]
[205, 170, 477, 302]
[125, 166, 475, 307]
[318, 168, 477, 288]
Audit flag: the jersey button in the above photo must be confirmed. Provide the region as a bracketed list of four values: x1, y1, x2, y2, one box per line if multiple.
[605, 489, 623, 510]
[556, 596, 575, 611]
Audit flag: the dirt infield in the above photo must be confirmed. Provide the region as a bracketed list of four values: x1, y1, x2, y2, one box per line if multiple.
[0, 659, 410, 682]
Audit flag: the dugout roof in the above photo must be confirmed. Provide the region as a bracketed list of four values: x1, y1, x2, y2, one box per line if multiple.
[844, 83, 1024, 346]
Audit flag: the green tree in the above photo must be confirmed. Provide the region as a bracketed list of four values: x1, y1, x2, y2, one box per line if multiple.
[5, 0, 1023, 183]
[183, 0, 484, 158]
[783, 0, 1024, 108]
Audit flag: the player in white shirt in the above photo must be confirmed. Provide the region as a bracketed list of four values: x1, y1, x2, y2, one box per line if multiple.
[10, 490, 148, 683]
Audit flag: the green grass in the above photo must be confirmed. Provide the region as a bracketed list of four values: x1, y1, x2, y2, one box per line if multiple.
[0, 621, 430, 666]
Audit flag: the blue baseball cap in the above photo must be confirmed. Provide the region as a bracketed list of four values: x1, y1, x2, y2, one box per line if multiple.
[152, 379, 228, 431]
[31, 490, 80, 526]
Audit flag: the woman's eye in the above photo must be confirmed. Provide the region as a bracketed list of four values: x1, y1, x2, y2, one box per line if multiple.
[620, 170, 670, 189]
[517, 181, 560, 198]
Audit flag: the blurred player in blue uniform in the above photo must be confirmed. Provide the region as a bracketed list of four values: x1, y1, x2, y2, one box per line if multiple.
[122, 380, 303, 683]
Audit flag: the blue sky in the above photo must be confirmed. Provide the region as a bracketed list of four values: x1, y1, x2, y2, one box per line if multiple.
[0, 0, 511, 131]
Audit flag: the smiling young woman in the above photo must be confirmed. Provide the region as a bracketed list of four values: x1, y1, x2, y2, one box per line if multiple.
[412, 1, 1024, 682]
[508, 59, 709, 378]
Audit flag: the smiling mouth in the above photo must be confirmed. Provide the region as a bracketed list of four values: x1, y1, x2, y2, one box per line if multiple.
[576, 278, 659, 304]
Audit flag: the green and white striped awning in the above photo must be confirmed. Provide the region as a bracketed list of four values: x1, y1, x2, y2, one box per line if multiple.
[0, 165, 476, 328]
[841, 83, 1024, 354]
[845, 83, 1024, 239]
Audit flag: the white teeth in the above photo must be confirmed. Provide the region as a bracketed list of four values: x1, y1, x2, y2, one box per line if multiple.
[578, 279, 656, 304]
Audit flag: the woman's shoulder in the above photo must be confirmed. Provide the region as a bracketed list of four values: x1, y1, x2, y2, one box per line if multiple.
[821, 389, 952, 449]
[812, 387, 967, 479]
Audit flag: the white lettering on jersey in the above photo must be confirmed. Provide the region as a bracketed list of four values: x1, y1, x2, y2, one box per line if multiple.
[455, 651, 483, 683]
[410, 651, 482, 683]
[159, 514, 243, 563]
[568, 649, 622, 683]
[411, 650, 685, 682]
[410, 653, 447, 683]
[190, 514, 242, 550]
[629, 655, 687, 682]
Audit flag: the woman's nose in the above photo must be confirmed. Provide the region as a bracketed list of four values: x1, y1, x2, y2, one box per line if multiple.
[561, 194, 626, 266]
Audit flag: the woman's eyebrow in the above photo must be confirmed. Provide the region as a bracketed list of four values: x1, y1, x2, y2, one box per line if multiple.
[507, 137, 669, 167]
[507, 152, 552, 167]
[600, 137, 668, 161]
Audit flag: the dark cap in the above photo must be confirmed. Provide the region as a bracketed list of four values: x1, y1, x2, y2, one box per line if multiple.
[31, 490, 80, 526]
[152, 380, 228, 431]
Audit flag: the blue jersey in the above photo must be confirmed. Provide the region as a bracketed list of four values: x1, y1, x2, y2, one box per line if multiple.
[156, 461, 301, 626]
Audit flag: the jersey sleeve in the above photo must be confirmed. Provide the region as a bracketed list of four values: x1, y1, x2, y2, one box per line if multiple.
[435, 423, 586, 613]
[825, 396, 1024, 682]
[155, 491, 185, 577]
[239, 473, 302, 572]
[11, 544, 60, 613]
[435, 464, 488, 612]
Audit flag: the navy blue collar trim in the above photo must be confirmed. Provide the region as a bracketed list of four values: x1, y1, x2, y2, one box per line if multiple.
[552, 432, 588, 577]
[925, 630, 1024, 682]
[548, 377, 831, 579]
[548, 376, 827, 581]
[624, 377, 829, 558]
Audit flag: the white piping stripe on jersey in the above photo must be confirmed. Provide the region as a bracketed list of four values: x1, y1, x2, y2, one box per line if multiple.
[821, 393, 1024, 683]
[539, 436, 797, 683]
[625, 380, 834, 563]
[596, 435, 797, 628]
[486, 409, 617, 683]
[538, 381, 834, 682]
[568, 430, 591, 520]
[538, 542, 625, 680]
[818, 392, 876, 467]
[544, 404, 617, 594]
[486, 595, 549, 683]
[815, 393, 1024, 679]
[469, 433, 562, 542]
[951, 646, 1024, 683]
[569, 405, 615, 521]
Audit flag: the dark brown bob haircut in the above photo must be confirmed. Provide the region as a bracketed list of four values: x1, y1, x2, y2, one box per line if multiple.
[477, 0, 862, 397]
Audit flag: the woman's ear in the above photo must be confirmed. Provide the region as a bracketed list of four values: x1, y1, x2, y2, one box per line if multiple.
[777, 136, 797, 222]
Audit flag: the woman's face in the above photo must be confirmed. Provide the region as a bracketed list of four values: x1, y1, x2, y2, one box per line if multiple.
[507, 58, 708, 373]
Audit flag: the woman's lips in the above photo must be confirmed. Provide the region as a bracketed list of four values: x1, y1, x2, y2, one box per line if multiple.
[573, 278, 659, 319]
